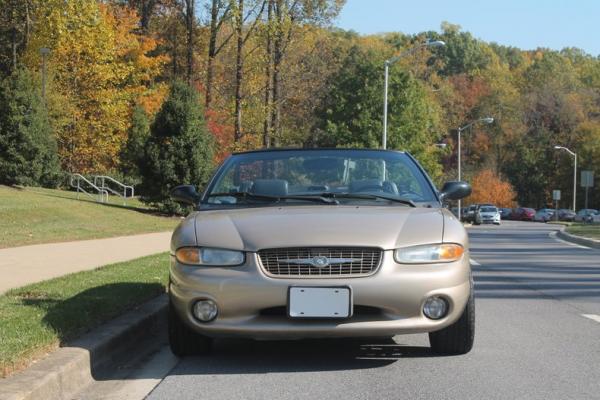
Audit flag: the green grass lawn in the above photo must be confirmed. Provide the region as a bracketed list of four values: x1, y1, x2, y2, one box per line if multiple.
[566, 223, 600, 240]
[0, 186, 180, 248]
[0, 252, 169, 378]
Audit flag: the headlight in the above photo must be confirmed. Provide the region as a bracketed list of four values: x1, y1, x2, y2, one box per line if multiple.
[394, 243, 464, 264]
[175, 247, 244, 266]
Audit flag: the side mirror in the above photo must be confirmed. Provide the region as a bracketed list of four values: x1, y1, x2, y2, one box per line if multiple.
[171, 185, 201, 205]
[439, 181, 471, 201]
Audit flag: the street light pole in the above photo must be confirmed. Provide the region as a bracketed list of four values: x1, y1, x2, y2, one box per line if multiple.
[554, 146, 577, 211]
[382, 40, 445, 149]
[456, 117, 494, 221]
[383, 61, 390, 150]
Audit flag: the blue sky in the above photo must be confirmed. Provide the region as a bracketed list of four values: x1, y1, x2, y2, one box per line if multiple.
[335, 0, 600, 56]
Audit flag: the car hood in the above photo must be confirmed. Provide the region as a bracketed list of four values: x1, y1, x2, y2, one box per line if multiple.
[193, 206, 444, 251]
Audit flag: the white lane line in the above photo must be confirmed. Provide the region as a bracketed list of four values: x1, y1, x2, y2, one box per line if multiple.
[470, 258, 481, 266]
[548, 232, 592, 250]
[582, 314, 600, 323]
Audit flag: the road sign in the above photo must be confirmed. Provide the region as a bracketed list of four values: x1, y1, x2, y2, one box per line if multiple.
[552, 190, 561, 201]
[581, 170, 594, 188]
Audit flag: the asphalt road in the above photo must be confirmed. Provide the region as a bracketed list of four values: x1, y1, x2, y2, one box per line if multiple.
[79, 221, 600, 400]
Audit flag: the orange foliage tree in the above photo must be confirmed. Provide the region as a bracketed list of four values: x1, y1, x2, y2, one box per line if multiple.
[465, 169, 516, 208]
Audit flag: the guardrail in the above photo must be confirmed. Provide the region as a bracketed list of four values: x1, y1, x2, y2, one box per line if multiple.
[93, 175, 135, 204]
[70, 174, 109, 203]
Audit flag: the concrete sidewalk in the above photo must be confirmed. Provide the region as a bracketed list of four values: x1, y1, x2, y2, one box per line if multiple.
[0, 231, 172, 294]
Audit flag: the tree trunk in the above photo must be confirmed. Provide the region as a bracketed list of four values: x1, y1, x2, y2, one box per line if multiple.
[234, 0, 244, 142]
[11, 27, 17, 71]
[262, 0, 274, 147]
[185, 0, 194, 84]
[139, 0, 157, 32]
[205, 0, 219, 109]
[270, 1, 283, 145]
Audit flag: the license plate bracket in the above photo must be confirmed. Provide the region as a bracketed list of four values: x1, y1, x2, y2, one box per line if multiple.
[287, 286, 352, 319]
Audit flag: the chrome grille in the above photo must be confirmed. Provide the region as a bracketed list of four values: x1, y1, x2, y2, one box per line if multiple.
[258, 247, 382, 278]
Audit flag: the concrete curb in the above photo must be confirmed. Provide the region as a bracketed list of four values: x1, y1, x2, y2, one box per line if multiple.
[556, 228, 600, 249]
[0, 294, 168, 400]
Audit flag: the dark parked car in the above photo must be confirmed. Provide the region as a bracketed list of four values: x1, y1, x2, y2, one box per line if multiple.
[557, 209, 576, 222]
[510, 207, 536, 221]
[464, 204, 478, 223]
[499, 208, 512, 219]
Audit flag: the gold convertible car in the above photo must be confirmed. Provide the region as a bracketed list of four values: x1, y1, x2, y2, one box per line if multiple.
[168, 148, 473, 356]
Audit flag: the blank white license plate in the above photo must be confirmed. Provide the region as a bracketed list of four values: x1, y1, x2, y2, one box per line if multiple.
[288, 287, 352, 318]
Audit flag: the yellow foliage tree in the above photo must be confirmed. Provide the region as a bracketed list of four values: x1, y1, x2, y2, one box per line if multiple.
[24, 0, 167, 173]
[465, 169, 516, 208]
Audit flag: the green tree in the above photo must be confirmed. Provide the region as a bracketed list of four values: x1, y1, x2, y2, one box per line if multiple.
[437, 22, 491, 76]
[139, 81, 214, 213]
[0, 68, 61, 186]
[120, 105, 150, 182]
[314, 44, 443, 177]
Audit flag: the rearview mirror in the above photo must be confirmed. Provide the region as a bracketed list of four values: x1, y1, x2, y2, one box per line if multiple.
[171, 185, 201, 205]
[439, 181, 471, 201]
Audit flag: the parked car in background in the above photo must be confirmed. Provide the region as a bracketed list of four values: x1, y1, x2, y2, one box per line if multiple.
[464, 204, 478, 223]
[474, 206, 501, 225]
[499, 208, 512, 219]
[557, 209, 576, 222]
[534, 209, 555, 222]
[574, 209, 598, 223]
[511, 207, 536, 221]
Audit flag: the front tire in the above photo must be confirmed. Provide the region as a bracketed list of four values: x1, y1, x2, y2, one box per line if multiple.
[169, 301, 213, 357]
[429, 279, 475, 355]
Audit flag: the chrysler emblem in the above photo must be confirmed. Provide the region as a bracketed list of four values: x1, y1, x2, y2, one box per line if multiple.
[311, 256, 330, 268]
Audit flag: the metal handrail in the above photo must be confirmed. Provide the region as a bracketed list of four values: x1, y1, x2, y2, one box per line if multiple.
[92, 175, 135, 204]
[70, 174, 109, 203]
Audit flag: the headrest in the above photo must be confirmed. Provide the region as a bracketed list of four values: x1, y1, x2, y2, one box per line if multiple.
[252, 179, 289, 197]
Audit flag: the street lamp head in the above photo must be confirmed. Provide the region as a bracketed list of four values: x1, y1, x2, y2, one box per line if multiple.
[434, 143, 447, 149]
[426, 40, 446, 47]
[554, 145, 562, 150]
[482, 117, 494, 124]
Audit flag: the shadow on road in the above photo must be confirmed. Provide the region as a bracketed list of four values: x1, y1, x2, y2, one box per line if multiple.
[172, 337, 445, 375]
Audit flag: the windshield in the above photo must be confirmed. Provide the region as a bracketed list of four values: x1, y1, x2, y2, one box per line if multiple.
[203, 149, 436, 207]
[480, 207, 497, 213]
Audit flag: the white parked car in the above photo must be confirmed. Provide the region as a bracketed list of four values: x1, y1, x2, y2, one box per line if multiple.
[474, 206, 501, 225]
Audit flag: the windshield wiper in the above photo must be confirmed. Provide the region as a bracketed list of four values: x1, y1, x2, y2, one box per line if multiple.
[206, 192, 339, 205]
[316, 192, 416, 207]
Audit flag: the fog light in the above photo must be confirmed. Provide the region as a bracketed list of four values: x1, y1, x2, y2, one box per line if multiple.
[423, 296, 448, 320]
[193, 300, 218, 322]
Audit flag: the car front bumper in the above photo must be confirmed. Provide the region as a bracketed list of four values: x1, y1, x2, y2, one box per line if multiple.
[169, 251, 471, 339]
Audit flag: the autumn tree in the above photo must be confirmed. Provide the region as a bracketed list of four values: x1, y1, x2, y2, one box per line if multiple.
[263, 0, 345, 146]
[23, 0, 167, 173]
[465, 169, 516, 208]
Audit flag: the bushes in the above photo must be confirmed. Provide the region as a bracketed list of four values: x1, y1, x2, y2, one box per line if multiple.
[0, 69, 61, 187]
[139, 81, 214, 213]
